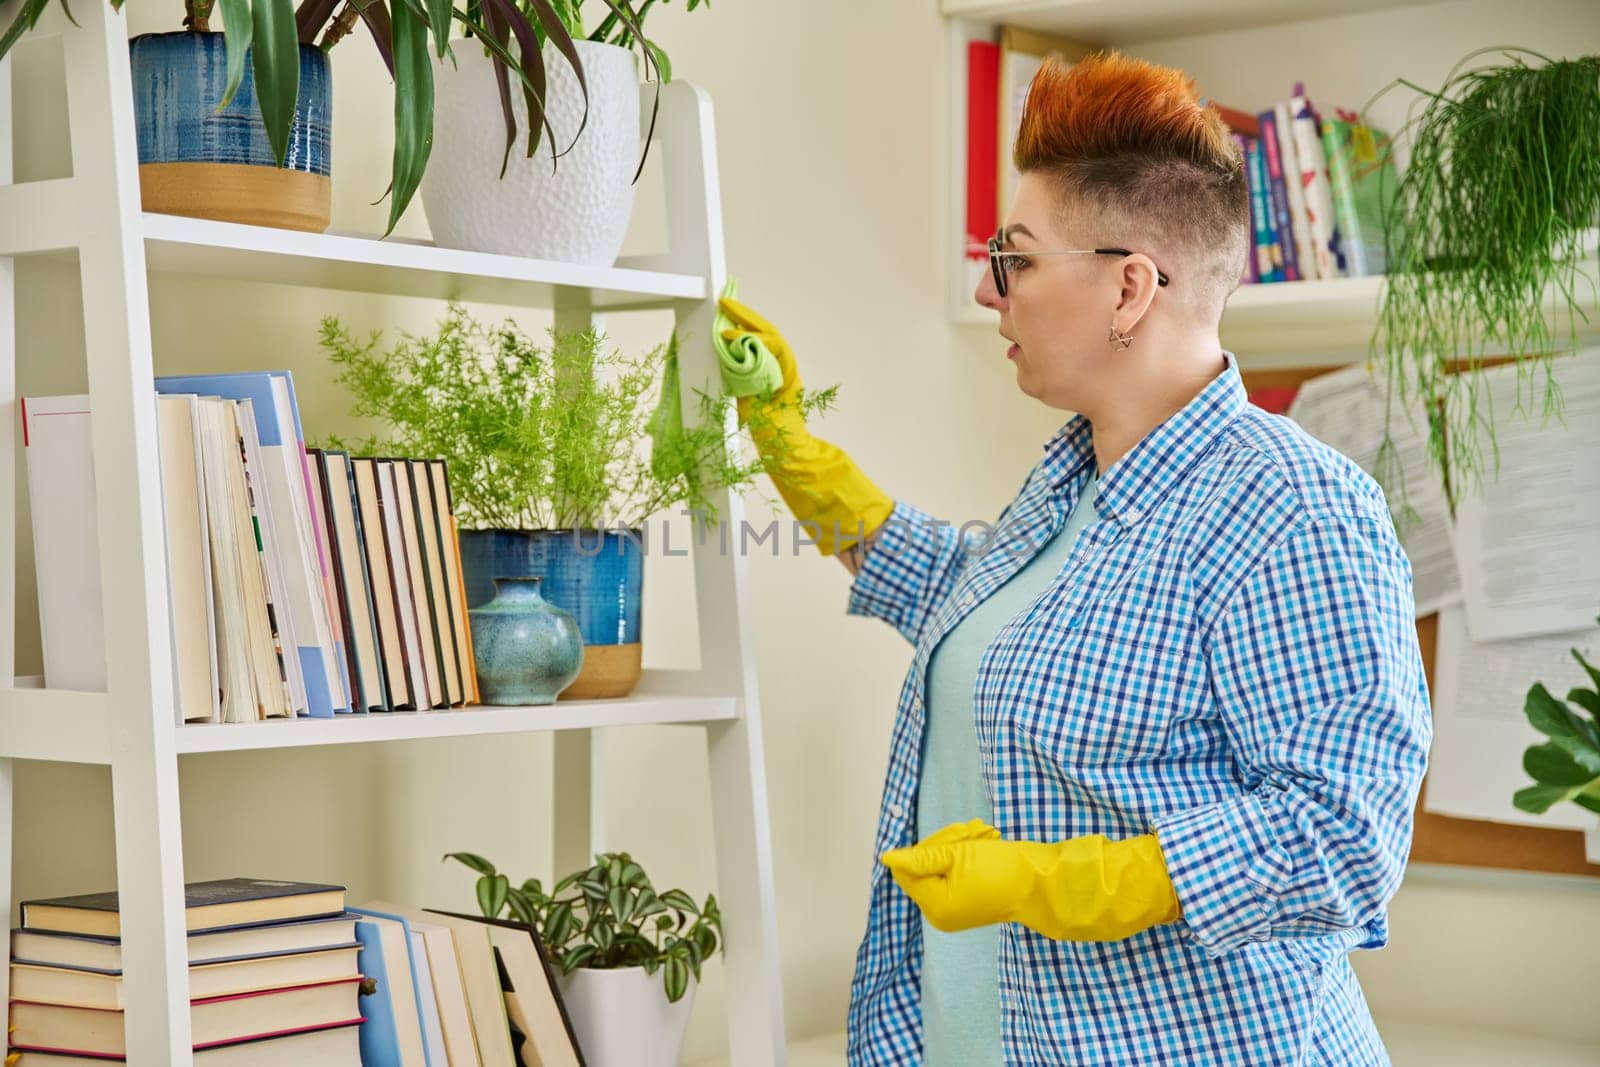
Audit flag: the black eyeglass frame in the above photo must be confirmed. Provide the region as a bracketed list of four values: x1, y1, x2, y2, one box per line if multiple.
[987, 228, 1171, 297]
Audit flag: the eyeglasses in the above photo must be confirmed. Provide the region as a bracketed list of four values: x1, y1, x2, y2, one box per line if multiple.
[987, 227, 1170, 298]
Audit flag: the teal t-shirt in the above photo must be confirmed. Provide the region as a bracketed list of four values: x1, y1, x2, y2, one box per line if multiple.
[916, 468, 1099, 1066]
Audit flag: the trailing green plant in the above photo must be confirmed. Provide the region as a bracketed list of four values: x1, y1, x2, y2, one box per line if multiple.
[444, 849, 719, 1003]
[318, 302, 832, 531]
[1513, 615, 1600, 819]
[1364, 47, 1600, 513]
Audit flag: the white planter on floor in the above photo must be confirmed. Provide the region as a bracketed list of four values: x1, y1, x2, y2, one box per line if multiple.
[556, 965, 696, 1067]
[423, 39, 640, 265]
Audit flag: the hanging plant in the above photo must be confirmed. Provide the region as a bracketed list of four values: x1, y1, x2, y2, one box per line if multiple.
[1365, 47, 1600, 512]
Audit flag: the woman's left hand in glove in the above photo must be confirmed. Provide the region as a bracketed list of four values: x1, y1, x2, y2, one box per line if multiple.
[880, 822, 1182, 941]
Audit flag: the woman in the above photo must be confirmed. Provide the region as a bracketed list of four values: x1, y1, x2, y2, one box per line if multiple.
[721, 50, 1431, 1066]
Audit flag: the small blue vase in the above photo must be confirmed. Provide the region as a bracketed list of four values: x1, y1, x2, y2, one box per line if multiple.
[468, 577, 584, 706]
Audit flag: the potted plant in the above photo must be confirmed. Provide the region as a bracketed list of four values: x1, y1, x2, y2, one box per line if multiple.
[0, 0, 624, 235]
[1364, 48, 1600, 513]
[319, 302, 815, 699]
[423, 0, 709, 263]
[1514, 615, 1600, 823]
[445, 848, 720, 1067]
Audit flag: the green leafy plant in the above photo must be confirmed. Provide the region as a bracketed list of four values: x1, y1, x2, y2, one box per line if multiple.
[0, 0, 661, 234]
[1365, 48, 1600, 513]
[470, 0, 711, 181]
[318, 302, 830, 531]
[445, 849, 719, 1003]
[1513, 615, 1600, 818]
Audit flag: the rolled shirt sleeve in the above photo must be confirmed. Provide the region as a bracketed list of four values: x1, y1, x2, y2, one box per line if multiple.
[1153, 510, 1433, 958]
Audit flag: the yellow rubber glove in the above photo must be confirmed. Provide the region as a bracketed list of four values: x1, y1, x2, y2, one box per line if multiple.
[718, 296, 893, 557]
[880, 821, 1182, 942]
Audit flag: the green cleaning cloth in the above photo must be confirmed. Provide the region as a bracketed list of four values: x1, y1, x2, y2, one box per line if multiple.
[713, 276, 784, 398]
[647, 329, 685, 481]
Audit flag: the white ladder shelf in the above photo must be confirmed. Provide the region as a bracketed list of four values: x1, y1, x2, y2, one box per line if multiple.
[0, 4, 788, 1063]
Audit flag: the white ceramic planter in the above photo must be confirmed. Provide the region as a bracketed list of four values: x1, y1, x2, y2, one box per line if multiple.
[423, 39, 640, 265]
[556, 965, 696, 1067]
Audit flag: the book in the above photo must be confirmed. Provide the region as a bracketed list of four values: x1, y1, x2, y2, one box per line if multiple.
[20, 396, 108, 695]
[10, 914, 360, 973]
[1245, 136, 1284, 282]
[8, 976, 364, 1057]
[429, 461, 478, 706]
[20, 879, 346, 939]
[1274, 95, 1317, 280]
[377, 460, 430, 710]
[425, 910, 585, 1067]
[965, 37, 1000, 297]
[156, 394, 221, 723]
[410, 460, 465, 707]
[6, 1019, 363, 1065]
[157, 372, 351, 718]
[1323, 112, 1397, 277]
[9, 943, 362, 1007]
[408, 928, 450, 1067]
[1257, 106, 1301, 281]
[315, 451, 388, 712]
[349, 908, 430, 1067]
[1289, 90, 1344, 279]
[405, 914, 480, 1067]
[352, 457, 412, 710]
[366, 903, 517, 1067]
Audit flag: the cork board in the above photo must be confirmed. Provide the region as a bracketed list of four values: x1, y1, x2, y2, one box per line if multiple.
[1239, 364, 1600, 878]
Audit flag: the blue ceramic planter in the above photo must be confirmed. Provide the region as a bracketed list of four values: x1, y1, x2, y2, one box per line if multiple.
[468, 578, 583, 706]
[459, 529, 644, 700]
[128, 32, 333, 231]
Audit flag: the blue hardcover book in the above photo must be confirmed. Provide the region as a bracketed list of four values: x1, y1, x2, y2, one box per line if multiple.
[353, 917, 404, 1066]
[155, 371, 352, 717]
[1258, 107, 1301, 281]
[351, 906, 434, 1067]
[1246, 138, 1284, 283]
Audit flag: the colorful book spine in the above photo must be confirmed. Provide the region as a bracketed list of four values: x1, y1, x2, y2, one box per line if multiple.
[1323, 112, 1397, 277]
[1290, 93, 1343, 279]
[1275, 96, 1317, 279]
[1246, 138, 1283, 283]
[1258, 107, 1301, 281]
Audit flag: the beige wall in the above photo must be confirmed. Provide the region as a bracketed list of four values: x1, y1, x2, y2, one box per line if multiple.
[8, 0, 1599, 1061]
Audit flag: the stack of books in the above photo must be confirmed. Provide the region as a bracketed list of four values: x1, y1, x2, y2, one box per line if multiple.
[7, 878, 363, 1064]
[22, 371, 483, 725]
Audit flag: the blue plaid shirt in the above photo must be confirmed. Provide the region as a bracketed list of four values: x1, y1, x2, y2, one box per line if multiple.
[843, 352, 1431, 1066]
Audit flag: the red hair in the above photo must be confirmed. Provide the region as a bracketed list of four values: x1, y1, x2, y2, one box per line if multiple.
[1015, 50, 1249, 316]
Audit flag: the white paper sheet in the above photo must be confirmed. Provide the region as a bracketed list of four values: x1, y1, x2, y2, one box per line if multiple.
[1423, 605, 1599, 831]
[1450, 349, 1600, 641]
[1286, 363, 1461, 617]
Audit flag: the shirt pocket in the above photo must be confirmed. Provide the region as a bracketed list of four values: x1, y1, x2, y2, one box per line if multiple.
[996, 560, 1201, 765]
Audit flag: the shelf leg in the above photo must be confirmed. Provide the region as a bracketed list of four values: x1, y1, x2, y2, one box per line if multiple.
[57, 1, 193, 1062]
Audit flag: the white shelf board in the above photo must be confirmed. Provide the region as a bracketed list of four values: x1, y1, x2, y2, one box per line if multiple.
[0, 682, 111, 764]
[173, 690, 738, 754]
[953, 273, 1600, 366]
[941, 0, 1436, 42]
[139, 212, 706, 312]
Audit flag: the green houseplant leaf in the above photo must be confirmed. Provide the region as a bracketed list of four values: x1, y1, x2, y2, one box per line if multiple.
[445, 848, 721, 1003]
[1516, 616, 1600, 817]
[249, 0, 301, 167]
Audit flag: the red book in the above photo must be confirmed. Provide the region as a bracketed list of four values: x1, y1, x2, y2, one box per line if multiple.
[966, 40, 1000, 259]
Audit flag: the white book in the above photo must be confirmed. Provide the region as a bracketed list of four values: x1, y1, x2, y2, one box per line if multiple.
[236, 398, 308, 716]
[21, 396, 106, 692]
[156, 394, 220, 723]
[379, 461, 429, 710]
[1274, 99, 1319, 281]
[410, 928, 450, 1067]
